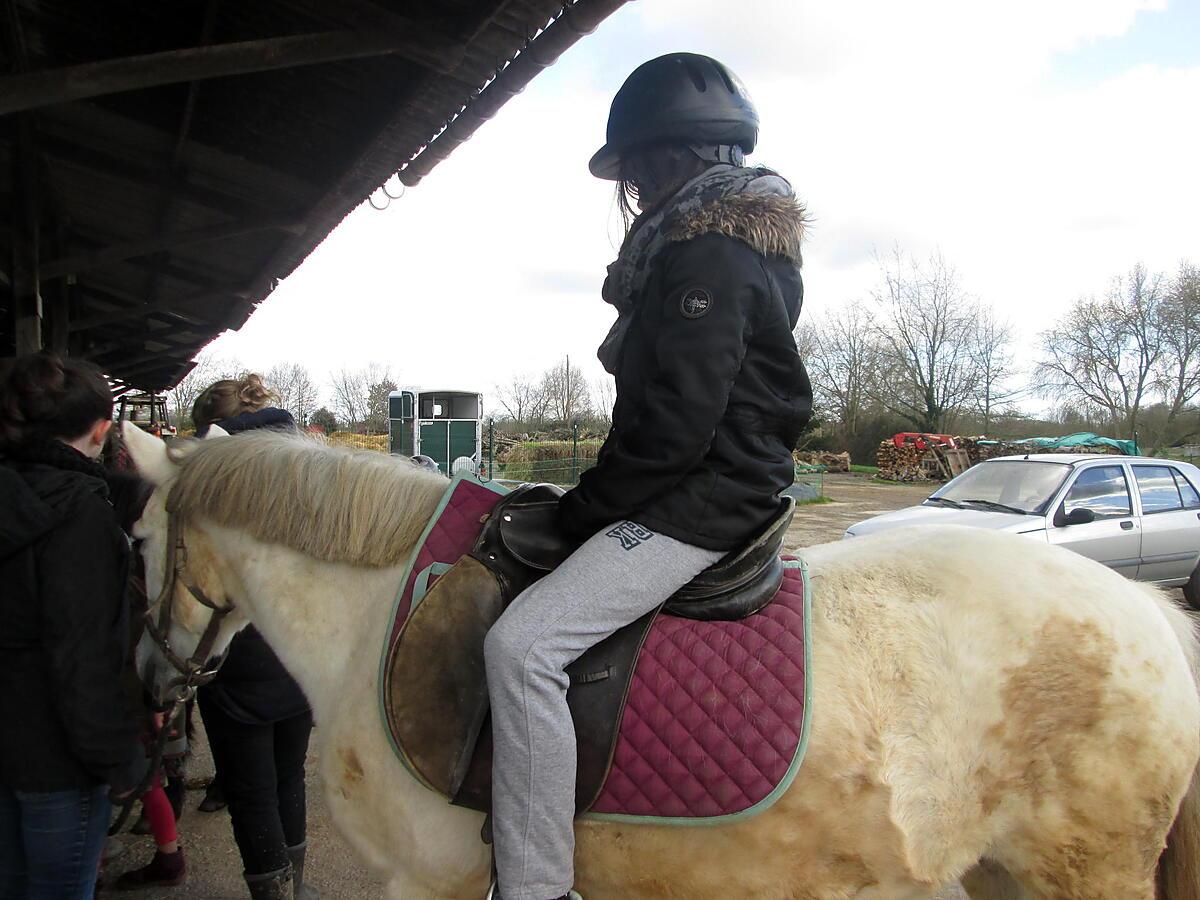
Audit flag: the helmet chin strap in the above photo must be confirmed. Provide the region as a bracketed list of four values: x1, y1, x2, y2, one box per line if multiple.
[687, 143, 745, 167]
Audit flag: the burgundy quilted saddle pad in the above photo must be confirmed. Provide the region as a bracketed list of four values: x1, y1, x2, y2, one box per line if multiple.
[589, 561, 810, 822]
[381, 475, 812, 824]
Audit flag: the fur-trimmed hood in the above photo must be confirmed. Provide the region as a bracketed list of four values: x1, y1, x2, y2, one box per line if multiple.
[668, 193, 808, 264]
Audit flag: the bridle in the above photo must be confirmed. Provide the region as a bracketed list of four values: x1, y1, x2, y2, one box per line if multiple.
[111, 495, 234, 835]
[140, 499, 233, 700]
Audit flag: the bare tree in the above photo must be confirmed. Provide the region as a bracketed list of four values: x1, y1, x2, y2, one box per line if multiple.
[970, 309, 1019, 433]
[1036, 264, 1164, 437]
[494, 373, 547, 425]
[539, 356, 591, 424]
[798, 300, 884, 440]
[591, 375, 616, 431]
[329, 363, 396, 433]
[871, 250, 981, 433]
[1156, 261, 1200, 444]
[328, 368, 368, 431]
[365, 376, 398, 434]
[265, 362, 320, 427]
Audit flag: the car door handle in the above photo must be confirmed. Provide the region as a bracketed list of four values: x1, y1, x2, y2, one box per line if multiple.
[1120, 520, 1134, 530]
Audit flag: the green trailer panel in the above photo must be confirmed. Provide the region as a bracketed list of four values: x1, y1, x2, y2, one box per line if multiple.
[449, 420, 477, 467]
[419, 421, 450, 472]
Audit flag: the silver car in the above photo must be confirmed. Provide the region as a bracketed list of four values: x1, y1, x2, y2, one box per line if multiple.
[844, 454, 1200, 607]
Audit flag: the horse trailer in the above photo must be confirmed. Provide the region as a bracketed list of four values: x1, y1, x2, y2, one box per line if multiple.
[388, 388, 482, 475]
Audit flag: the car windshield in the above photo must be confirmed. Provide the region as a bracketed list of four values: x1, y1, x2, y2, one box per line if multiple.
[928, 460, 1071, 516]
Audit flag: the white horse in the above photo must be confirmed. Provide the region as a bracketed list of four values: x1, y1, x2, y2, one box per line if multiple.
[123, 424, 1200, 900]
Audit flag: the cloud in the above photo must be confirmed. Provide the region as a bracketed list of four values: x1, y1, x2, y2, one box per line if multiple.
[209, 0, 1197, 418]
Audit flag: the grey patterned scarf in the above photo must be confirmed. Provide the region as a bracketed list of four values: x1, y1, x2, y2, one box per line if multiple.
[597, 164, 794, 374]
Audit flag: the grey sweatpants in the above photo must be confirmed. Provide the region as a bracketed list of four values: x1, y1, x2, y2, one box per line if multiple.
[483, 521, 722, 900]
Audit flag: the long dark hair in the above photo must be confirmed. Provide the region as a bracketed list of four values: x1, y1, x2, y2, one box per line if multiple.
[0, 352, 113, 448]
[613, 143, 708, 233]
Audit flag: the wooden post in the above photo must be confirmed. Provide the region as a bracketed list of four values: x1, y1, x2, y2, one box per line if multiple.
[10, 114, 41, 354]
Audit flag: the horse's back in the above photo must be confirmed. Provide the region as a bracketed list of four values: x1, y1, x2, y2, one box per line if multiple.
[801, 525, 1200, 896]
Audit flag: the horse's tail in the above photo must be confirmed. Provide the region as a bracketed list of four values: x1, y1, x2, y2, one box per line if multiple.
[1152, 589, 1200, 900]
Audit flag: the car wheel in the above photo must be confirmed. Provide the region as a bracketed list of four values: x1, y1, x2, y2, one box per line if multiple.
[1184, 565, 1200, 611]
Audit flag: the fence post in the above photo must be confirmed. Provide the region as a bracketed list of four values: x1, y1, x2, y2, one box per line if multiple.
[487, 418, 494, 481]
[571, 419, 579, 485]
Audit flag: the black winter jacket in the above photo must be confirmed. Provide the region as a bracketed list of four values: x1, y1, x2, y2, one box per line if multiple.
[560, 194, 812, 551]
[0, 440, 143, 793]
[200, 408, 311, 725]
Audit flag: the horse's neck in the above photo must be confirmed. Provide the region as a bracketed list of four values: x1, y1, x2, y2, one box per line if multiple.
[206, 525, 403, 714]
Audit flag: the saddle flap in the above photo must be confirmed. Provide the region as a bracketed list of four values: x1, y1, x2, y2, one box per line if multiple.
[383, 554, 503, 797]
[490, 484, 578, 572]
[450, 605, 660, 814]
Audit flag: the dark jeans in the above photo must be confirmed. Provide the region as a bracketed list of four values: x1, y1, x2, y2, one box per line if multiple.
[0, 783, 110, 900]
[198, 695, 313, 876]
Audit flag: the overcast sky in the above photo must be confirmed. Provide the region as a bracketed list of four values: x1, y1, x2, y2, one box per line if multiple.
[209, 0, 1200, 414]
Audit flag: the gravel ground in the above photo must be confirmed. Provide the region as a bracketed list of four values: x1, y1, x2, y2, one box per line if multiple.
[102, 474, 973, 899]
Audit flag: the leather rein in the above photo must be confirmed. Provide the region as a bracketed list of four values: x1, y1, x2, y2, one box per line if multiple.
[140, 504, 233, 696]
[110, 501, 233, 835]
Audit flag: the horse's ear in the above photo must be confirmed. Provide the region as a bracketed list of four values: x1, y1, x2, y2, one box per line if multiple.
[122, 420, 176, 486]
[205, 424, 229, 439]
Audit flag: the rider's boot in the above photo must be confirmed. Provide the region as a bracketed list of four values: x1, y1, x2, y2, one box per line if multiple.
[244, 865, 292, 900]
[287, 842, 319, 900]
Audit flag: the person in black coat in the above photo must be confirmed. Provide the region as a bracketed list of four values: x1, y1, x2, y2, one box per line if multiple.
[0, 352, 145, 899]
[483, 54, 813, 900]
[191, 374, 318, 900]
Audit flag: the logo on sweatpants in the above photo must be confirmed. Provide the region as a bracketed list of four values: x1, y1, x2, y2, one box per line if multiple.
[606, 521, 654, 550]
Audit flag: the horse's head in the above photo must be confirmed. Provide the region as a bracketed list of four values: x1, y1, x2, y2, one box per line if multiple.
[123, 422, 249, 707]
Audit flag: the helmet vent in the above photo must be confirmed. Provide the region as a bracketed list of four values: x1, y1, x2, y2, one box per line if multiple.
[715, 66, 737, 95]
[682, 58, 708, 92]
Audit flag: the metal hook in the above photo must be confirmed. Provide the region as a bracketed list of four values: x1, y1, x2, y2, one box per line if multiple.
[368, 189, 391, 211]
[382, 174, 405, 200]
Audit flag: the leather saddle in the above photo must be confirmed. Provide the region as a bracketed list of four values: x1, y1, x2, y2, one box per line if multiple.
[384, 488, 795, 815]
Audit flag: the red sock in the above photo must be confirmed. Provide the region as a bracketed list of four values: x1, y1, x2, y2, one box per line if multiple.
[142, 773, 178, 846]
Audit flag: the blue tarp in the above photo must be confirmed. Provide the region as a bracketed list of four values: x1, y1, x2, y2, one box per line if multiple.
[978, 431, 1140, 456]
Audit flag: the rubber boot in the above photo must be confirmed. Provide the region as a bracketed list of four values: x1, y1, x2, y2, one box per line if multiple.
[164, 775, 186, 821]
[114, 848, 187, 890]
[198, 778, 227, 813]
[130, 807, 153, 835]
[287, 843, 319, 900]
[244, 866, 292, 900]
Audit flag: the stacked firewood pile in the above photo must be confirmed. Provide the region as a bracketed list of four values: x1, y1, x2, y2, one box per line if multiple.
[875, 442, 930, 482]
[793, 450, 851, 473]
[877, 436, 1126, 481]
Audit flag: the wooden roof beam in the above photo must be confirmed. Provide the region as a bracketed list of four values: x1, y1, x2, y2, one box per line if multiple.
[69, 300, 203, 333]
[112, 349, 200, 379]
[0, 28, 466, 116]
[82, 321, 181, 360]
[73, 281, 240, 328]
[42, 217, 305, 280]
[38, 135, 289, 221]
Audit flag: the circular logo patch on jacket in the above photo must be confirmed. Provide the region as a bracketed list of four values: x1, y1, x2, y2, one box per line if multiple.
[680, 286, 714, 319]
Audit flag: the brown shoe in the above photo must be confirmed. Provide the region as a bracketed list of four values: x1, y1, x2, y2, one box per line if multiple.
[114, 849, 186, 890]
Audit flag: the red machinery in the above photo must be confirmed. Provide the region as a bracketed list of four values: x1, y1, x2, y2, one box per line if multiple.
[892, 433, 957, 450]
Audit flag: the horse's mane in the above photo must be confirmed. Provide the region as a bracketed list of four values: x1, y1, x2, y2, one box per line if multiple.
[168, 430, 449, 568]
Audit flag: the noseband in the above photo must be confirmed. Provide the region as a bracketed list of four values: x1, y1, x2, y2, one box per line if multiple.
[142, 502, 234, 703]
[113, 499, 233, 835]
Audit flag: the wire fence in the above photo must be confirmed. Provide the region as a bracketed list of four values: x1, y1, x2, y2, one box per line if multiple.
[326, 419, 824, 498]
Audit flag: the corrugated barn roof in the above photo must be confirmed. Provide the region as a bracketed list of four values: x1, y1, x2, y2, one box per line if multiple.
[0, 0, 627, 390]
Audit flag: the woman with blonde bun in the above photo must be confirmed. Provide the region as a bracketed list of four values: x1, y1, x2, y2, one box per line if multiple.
[191, 375, 317, 900]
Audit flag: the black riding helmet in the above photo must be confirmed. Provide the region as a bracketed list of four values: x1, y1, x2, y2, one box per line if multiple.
[589, 52, 758, 180]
